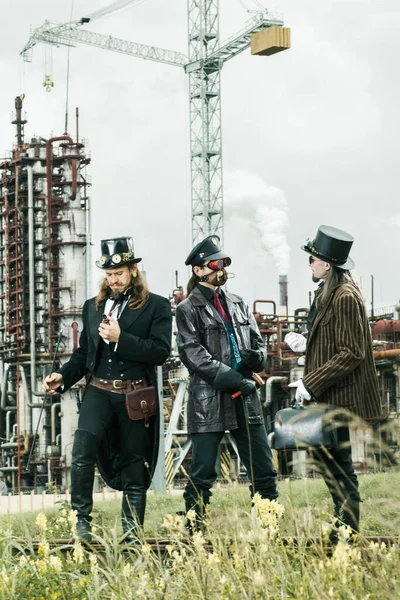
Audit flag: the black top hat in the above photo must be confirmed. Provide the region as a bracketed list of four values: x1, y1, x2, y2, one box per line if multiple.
[185, 235, 229, 266]
[301, 225, 355, 270]
[95, 237, 142, 270]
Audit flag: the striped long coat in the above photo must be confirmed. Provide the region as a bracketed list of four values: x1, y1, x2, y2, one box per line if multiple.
[303, 281, 383, 420]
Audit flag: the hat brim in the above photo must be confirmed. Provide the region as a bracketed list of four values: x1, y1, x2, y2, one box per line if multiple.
[187, 250, 230, 265]
[301, 246, 354, 270]
[95, 258, 142, 270]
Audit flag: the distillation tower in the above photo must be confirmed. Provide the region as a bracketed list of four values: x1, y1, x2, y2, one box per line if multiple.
[0, 96, 91, 492]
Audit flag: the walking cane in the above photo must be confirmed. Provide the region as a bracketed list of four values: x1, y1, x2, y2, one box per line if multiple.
[26, 330, 63, 472]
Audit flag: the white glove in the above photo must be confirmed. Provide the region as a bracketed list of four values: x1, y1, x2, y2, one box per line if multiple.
[284, 332, 307, 353]
[288, 379, 311, 407]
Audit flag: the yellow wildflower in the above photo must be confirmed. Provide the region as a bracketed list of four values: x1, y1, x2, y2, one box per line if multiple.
[35, 512, 48, 532]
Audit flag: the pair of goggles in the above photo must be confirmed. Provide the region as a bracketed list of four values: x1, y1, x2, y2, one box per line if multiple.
[99, 251, 133, 266]
[205, 257, 231, 271]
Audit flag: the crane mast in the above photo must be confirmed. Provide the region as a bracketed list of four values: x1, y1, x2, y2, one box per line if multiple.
[187, 0, 222, 244]
[21, 2, 287, 245]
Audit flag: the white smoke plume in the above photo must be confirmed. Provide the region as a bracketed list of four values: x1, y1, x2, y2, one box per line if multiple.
[224, 170, 290, 274]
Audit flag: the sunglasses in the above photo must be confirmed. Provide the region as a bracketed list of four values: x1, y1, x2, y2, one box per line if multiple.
[205, 257, 232, 271]
[309, 256, 319, 264]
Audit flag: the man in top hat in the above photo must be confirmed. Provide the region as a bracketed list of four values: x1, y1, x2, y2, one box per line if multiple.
[175, 235, 278, 531]
[285, 225, 382, 538]
[43, 237, 172, 542]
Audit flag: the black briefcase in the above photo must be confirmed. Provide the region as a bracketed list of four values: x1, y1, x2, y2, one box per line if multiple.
[274, 404, 339, 450]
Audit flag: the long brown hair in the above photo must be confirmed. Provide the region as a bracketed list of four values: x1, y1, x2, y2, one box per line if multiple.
[316, 267, 354, 307]
[186, 272, 200, 295]
[95, 267, 149, 311]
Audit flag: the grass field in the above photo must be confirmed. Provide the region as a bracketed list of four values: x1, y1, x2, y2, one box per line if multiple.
[0, 471, 399, 599]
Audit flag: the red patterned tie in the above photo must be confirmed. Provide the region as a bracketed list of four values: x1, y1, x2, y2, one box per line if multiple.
[213, 292, 229, 325]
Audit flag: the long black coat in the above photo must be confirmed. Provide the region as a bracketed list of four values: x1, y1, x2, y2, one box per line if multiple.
[175, 287, 266, 433]
[58, 292, 172, 489]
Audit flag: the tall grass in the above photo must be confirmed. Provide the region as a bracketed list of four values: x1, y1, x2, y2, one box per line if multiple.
[0, 471, 399, 599]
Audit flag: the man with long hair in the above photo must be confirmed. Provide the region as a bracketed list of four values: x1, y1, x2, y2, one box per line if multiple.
[176, 235, 278, 532]
[286, 225, 382, 539]
[43, 237, 172, 542]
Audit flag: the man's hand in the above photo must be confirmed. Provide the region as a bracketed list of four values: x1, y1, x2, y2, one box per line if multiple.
[240, 349, 264, 372]
[42, 373, 64, 395]
[238, 378, 257, 397]
[98, 317, 121, 343]
[284, 332, 307, 353]
[288, 379, 311, 407]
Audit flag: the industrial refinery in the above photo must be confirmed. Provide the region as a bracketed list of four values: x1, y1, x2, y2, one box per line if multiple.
[0, 95, 399, 494]
[0, 96, 90, 492]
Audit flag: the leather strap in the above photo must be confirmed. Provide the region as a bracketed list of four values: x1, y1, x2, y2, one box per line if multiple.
[90, 376, 146, 393]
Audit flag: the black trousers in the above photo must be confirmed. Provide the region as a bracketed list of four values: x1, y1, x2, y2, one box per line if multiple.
[309, 425, 360, 506]
[184, 397, 278, 508]
[76, 384, 155, 491]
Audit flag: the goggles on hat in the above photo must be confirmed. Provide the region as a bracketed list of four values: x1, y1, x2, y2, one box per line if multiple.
[204, 257, 231, 271]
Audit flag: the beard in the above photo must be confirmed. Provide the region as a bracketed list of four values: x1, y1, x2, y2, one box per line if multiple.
[312, 275, 320, 283]
[110, 290, 123, 300]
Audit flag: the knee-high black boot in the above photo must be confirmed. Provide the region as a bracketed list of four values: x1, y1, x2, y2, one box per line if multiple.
[120, 461, 148, 543]
[332, 494, 360, 532]
[70, 429, 97, 543]
[329, 485, 360, 543]
[183, 490, 208, 536]
[121, 490, 147, 542]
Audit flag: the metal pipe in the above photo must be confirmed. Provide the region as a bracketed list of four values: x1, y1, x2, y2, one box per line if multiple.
[371, 274, 374, 319]
[0, 442, 18, 450]
[85, 193, 92, 299]
[27, 166, 46, 398]
[51, 403, 61, 445]
[71, 322, 79, 351]
[373, 349, 400, 359]
[0, 365, 15, 412]
[252, 299, 277, 316]
[5, 411, 12, 441]
[19, 365, 52, 408]
[45, 135, 74, 354]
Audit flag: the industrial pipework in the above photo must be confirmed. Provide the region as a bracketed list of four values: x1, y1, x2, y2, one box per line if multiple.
[0, 96, 91, 492]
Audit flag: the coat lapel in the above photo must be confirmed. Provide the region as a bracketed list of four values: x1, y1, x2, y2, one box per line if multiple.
[307, 286, 337, 345]
[189, 287, 223, 325]
[117, 297, 150, 330]
[88, 300, 104, 348]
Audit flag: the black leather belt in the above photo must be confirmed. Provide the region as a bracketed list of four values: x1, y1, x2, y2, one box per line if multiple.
[90, 376, 145, 393]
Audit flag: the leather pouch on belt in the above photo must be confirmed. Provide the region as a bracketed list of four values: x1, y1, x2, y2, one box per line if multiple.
[125, 377, 157, 427]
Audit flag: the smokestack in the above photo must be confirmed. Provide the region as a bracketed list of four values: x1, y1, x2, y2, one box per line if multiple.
[12, 95, 27, 147]
[279, 274, 288, 316]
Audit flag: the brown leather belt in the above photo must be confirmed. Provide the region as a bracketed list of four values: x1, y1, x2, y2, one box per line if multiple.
[90, 376, 145, 393]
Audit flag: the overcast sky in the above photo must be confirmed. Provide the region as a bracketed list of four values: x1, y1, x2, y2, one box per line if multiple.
[1, 0, 399, 314]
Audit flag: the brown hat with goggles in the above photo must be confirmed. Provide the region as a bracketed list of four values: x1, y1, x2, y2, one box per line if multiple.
[96, 237, 142, 270]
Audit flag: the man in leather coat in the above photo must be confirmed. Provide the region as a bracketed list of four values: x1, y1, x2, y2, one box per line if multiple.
[176, 235, 278, 529]
[43, 237, 172, 542]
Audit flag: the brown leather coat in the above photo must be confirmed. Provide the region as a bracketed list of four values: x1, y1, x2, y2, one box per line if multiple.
[303, 281, 382, 420]
[175, 287, 266, 433]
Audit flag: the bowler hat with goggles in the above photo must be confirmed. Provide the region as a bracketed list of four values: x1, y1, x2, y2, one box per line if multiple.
[302, 225, 355, 270]
[185, 235, 231, 269]
[96, 237, 142, 270]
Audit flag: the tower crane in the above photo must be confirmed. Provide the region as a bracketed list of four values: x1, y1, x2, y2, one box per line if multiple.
[21, 1, 290, 245]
